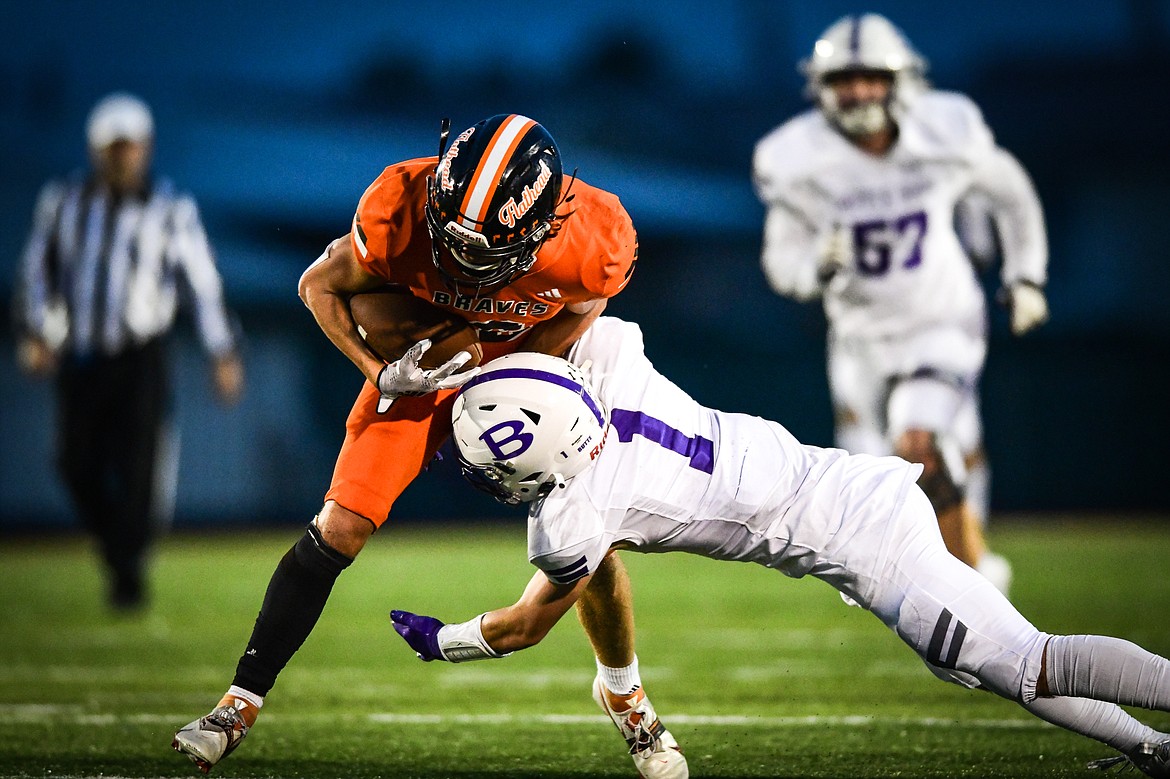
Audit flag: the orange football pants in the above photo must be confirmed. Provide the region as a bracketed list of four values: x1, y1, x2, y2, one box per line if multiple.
[325, 381, 460, 527]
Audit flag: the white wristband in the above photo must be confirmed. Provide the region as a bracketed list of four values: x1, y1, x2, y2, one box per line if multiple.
[436, 614, 510, 663]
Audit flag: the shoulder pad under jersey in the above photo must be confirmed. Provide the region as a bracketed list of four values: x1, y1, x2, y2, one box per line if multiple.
[753, 109, 846, 201]
[898, 90, 995, 162]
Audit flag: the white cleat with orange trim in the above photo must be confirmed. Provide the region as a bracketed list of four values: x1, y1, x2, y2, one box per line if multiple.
[172, 704, 249, 774]
[592, 676, 688, 779]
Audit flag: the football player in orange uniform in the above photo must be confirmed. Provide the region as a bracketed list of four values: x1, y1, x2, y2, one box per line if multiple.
[173, 114, 687, 779]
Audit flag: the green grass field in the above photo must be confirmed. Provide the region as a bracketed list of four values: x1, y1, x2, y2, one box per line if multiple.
[1, 517, 1167, 778]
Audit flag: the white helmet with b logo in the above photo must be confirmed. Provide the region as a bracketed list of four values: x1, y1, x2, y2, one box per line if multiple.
[451, 352, 608, 505]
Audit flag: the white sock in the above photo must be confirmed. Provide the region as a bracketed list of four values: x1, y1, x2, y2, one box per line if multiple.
[965, 460, 990, 526]
[1046, 635, 1170, 710]
[1022, 696, 1164, 752]
[226, 685, 264, 711]
[597, 655, 641, 696]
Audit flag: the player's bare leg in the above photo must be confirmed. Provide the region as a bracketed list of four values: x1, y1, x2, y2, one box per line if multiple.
[173, 501, 367, 772]
[896, 429, 984, 568]
[577, 551, 636, 667]
[577, 552, 687, 779]
[935, 503, 986, 569]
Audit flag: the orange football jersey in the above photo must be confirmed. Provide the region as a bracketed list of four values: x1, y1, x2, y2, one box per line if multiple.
[349, 158, 637, 361]
[326, 157, 637, 525]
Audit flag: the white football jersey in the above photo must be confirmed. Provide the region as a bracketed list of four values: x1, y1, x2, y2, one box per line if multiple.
[528, 317, 922, 588]
[752, 90, 1047, 339]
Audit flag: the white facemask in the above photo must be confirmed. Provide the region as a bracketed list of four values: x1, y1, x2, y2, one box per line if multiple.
[834, 101, 890, 136]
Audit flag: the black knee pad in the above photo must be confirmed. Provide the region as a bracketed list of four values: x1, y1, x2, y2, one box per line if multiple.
[293, 522, 355, 578]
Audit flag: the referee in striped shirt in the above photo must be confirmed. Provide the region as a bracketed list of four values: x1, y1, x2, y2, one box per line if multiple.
[14, 92, 245, 611]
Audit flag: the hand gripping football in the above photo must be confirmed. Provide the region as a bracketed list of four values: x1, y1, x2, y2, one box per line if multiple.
[349, 287, 482, 370]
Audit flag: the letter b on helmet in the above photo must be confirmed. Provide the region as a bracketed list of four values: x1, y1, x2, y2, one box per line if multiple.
[479, 420, 535, 460]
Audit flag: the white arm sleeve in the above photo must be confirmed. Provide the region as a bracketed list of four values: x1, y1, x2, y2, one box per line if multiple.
[969, 147, 1048, 287]
[752, 133, 828, 303]
[760, 201, 825, 302]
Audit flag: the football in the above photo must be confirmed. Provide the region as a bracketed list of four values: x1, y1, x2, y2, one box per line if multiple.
[349, 287, 482, 369]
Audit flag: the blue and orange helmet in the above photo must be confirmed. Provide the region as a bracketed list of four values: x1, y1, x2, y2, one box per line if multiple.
[425, 114, 565, 294]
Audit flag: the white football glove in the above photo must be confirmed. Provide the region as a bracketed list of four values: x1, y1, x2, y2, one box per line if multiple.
[1007, 282, 1049, 336]
[375, 338, 480, 413]
[817, 224, 851, 285]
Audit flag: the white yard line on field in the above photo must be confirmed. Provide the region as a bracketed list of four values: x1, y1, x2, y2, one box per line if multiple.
[367, 712, 1052, 729]
[0, 704, 1048, 731]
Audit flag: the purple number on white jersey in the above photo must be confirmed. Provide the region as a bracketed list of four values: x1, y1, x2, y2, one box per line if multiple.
[851, 210, 928, 276]
[610, 409, 714, 474]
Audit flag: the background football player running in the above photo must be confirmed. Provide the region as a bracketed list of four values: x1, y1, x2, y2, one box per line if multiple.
[751, 14, 1050, 590]
[173, 114, 684, 779]
[393, 317, 1170, 778]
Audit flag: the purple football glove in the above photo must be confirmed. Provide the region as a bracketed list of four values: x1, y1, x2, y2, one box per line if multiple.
[390, 609, 445, 662]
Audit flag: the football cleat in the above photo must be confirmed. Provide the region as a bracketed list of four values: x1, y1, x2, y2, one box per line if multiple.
[1088, 739, 1170, 778]
[592, 676, 688, 779]
[172, 704, 249, 774]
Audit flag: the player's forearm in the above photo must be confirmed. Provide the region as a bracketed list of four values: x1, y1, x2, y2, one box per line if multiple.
[996, 201, 1048, 288]
[307, 292, 385, 383]
[298, 236, 388, 383]
[520, 298, 607, 357]
[391, 571, 585, 662]
[479, 605, 551, 653]
[480, 569, 588, 653]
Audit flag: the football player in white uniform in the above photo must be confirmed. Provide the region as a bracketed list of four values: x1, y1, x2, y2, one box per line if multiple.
[751, 13, 1050, 591]
[391, 318, 1170, 778]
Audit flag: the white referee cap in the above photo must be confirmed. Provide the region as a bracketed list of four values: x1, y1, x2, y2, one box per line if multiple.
[86, 92, 154, 149]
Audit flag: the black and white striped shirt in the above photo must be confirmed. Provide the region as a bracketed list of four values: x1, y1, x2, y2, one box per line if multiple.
[17, 173, 237, 359]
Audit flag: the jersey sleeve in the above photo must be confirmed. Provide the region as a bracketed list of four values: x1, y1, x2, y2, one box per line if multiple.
[751, 130, 788, 206]
[969, 147, 1049, 287]
[905, 91, 996, 162]
[751, 112, 827, 211]
[568, 315, 644, 385]
[17, 180, 67, 339]
[568, 185, 638, 300]
[167, 193, 237, 356]
[350, 161, 432, 280]
[919, 93, 1048, 288]
[527, 494, 610, 585]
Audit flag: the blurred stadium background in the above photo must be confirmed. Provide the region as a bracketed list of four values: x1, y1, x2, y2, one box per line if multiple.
[2, 0, 1169, 529]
